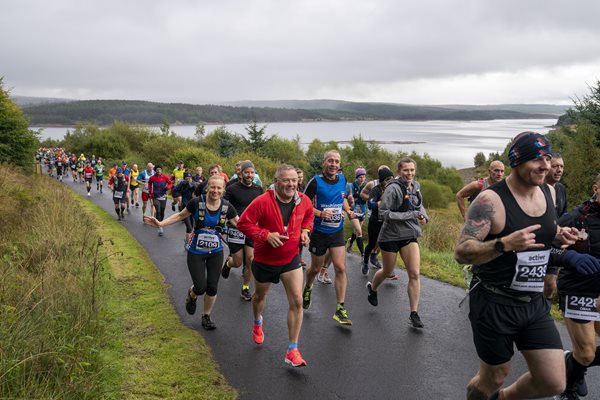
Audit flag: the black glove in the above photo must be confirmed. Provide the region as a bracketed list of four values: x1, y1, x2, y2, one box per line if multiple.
[563, 250, 600, 275]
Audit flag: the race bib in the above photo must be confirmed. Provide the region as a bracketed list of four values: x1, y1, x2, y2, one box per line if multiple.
[509, 250, 550, 292]
[113, 191, 124, 199]
[321, 207, 343, 228]
[227, 227, 246, 245]
[196, 233, 220, 251]
[565, 295, 600, 321]
[156, 195, 167, 201]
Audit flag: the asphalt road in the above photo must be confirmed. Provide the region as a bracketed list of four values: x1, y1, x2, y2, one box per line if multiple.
[59, 174, 599, 400]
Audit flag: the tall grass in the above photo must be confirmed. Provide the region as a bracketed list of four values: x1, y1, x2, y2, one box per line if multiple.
[0, 164, 114, 399]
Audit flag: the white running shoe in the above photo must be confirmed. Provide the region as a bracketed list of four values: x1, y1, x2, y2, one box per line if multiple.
[317, 267, 332, 284]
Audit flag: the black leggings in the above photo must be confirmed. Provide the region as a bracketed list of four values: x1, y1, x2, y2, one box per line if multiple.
[187, 251, 224, 297]
[153, 199, 167, 221]
[363, 218, 383, 263]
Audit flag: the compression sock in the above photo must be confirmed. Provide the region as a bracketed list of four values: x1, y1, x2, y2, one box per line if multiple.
[567, 353, 589, 390]
[336, 303, 344, 310]
[349, 233, 356, 246]
[287, 342, 298, 351]
[590, 346, 600, 366]
[115, 208, 120, 217]
[87, 186, 91, 193]
[356, 236, 364, 255]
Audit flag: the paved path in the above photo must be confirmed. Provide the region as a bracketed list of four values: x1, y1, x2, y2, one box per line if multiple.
[61, 175, 599, 400]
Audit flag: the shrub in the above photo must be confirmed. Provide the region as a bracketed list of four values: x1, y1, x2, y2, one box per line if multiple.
[420, 179, 453, 209]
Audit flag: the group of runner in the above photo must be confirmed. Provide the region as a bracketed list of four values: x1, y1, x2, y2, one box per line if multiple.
[39, 135, 600, 398]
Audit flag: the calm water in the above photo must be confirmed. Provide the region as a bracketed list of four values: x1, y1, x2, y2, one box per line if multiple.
[35, 119, 556, 169]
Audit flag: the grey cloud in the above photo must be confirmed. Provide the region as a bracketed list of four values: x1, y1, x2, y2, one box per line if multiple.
[2, 0, 600, 102]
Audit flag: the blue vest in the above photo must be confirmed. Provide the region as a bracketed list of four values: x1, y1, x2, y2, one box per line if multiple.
[187, 199, 229, 255]
[313, 174, 347, 234]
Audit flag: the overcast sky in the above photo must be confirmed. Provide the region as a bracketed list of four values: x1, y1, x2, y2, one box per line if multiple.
[2, 0, 600, 105]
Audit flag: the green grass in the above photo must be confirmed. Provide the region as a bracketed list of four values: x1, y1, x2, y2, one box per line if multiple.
[76, 194, 237, 399]
[0, 165, 235, 399]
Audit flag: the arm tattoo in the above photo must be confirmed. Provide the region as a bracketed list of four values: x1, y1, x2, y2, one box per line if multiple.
[458, 197, 495, 243]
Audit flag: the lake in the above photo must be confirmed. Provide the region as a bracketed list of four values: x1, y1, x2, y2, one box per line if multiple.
[35, 118, 557, 169]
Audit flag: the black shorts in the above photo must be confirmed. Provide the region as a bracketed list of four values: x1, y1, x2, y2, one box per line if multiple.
[252, 255, 301, 284]
[95, 176, 103, 182]
[309, 229, 345, 256]
[379, 238, 418, 253]
[113, 197, 127, 205]
[468, 287, 562, 365]
[229, 238, 255, 254]
[85, 178, 93, 183]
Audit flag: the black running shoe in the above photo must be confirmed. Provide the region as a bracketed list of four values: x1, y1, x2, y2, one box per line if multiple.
[221, 258, 231, 279]
[553, 391, 581, 400]
[366, 282, 378, 306]
[361, 260, 369, 275]
[241, 287, 252, 301]
[185, 287, 197, 315]
[201, 314, 216, 330]
[409, 311, 424, 328]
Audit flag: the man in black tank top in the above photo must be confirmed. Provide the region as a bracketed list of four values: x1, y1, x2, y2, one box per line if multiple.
[455, 132, 584, 400]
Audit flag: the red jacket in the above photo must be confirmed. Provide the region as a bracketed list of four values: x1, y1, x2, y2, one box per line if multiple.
[237, 189, 314, 266]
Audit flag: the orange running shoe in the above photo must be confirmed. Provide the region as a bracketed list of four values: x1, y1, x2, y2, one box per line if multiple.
[252, 324, 264, 344]
[285, 348, 307, 367]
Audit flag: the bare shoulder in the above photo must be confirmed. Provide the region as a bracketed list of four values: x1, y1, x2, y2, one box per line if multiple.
[462, 190, 505, 239]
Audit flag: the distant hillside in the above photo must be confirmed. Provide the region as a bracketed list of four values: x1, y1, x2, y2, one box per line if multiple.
[21, 98, 558, 126]
[22, 100, 377, 125]
[224, 99, 557, 120]
[11, 95, 74, 107]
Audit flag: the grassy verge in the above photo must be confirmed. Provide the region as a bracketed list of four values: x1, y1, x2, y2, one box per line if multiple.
[0, 165, 235, 399]
[75, 190, 237, 399]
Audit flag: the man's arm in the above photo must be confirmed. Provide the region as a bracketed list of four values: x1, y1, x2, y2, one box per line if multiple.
[360, 181, 374, 202]
[455, 191, 544, 265]
[455, 181, 478, 219]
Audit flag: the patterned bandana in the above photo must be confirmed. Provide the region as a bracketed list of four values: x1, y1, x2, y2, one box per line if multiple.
[508, 131, 552, 168]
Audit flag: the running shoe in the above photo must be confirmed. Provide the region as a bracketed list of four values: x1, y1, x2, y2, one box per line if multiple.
[333, 306, 352, 325]
[369, 253, 382, 269]
[409, 311, 424, 328]
[158, 227, 164, 236]
[361, 260, 369, 275]
[317, 268, 332, 284]
[564, 350, 588, 397]
[553, 392, 580, 400]
[252, 323, 264, 344]
[87, 192, 91, 197]
[135, 202, 139, 207]
[345, 238, 353, 253]
[302, 285, 312, 309]
[171, 202, 176, 212]
[241, 287, 252, 301]
[366, 282, 378, 306]
[285, 348, 307, 367]
[221, 259, 231, 279]
[201, 314, 216, 330]
[185, 287, 197, 315]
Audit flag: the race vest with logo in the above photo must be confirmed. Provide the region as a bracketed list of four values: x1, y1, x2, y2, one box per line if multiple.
[138, 170, 155, 193]
[188, 199, 229, 255]
[472, 180, 557, 296]
[313, 174, 347, 234]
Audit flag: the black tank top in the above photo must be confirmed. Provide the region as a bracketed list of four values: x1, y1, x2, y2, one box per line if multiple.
[473, 180, 557, 295]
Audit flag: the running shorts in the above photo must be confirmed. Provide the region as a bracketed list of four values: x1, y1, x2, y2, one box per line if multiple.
[252, 254, 301, 284]
[308, 229, 345, 256]
[468, 286, 562, 365]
